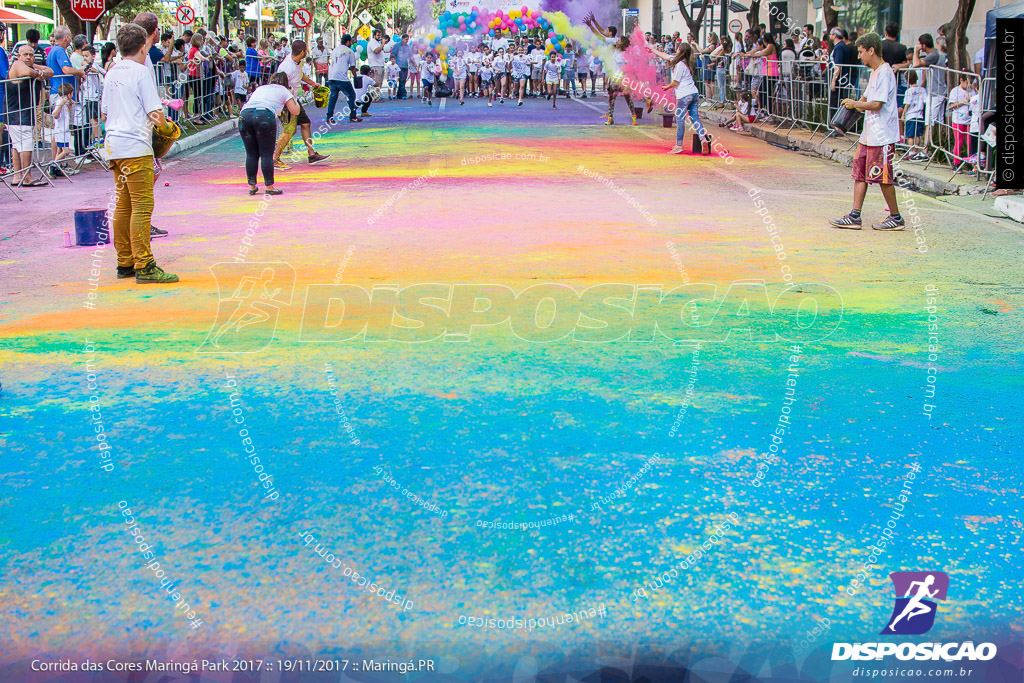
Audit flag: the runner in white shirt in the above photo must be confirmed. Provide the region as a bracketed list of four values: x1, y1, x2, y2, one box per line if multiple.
[831, 33, 904, 232]
[326, 35, 361, 123]
[466, 46, 481, 96]
[274, 40, 330, 167]
[511, 47, 530, 105]
[451, 50, 468, 104]
[492, 49, 508, 103]
[543, 53, 561, 108]
[420, 53, 436, 105]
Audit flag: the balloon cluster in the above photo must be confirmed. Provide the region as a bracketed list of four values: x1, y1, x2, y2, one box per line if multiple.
[419, 5, 575, 77]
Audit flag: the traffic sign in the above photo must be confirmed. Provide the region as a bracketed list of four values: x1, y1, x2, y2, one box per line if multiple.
[357, 9, 372, 24]
[292, 7, 312, 28]
[621, 8, 638, 16]
[327, 0, 344, 17]
[729, 18, 742, 33]
[175, 4, 195, 25]
[71, 0, 104, 22]
[357, 24, 372, 40]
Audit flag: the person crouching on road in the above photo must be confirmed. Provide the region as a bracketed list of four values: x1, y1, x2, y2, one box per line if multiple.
[101, 23, 179, 284]
[239, 72, 299, 195]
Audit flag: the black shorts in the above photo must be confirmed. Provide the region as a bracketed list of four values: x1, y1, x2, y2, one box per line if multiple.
[296, 102, 311, 126]
[84, 99, 100, 121]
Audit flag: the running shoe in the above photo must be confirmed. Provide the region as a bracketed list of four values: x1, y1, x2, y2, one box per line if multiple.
[872, 215, 906, 231]
[150, 226, 169, 238]
[135, 263, 179, 284]
[829, 213, 863, 230]
[605, 117, 614, 125]
[308, 153, 331, 165]
[668, 145, 684, 154]
[552, 104, 557, 109]
[488, 101, 493, 107]
[116, 266, 136, 279]
[518, 100, 523, 106]
[631, 114, 637, 126]
[500, 98, 504, 103]
[350, 117, 363, 122]
[274, 160, 291, 170]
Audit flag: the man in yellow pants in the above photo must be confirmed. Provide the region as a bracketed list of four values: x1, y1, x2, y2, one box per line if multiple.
[101, 23, 178, 283]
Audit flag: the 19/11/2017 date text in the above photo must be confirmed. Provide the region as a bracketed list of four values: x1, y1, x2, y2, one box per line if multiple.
[279, 659, 436, 673]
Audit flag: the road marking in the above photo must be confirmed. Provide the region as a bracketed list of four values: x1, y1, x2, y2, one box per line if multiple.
[163, 135, 236, 168]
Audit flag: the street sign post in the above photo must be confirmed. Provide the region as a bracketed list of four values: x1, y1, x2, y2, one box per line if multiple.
[357, 24, 372, 40]
[71, 0, 104, 23]
[176, 4, 196, 25]
[358, 9, 372, 24]
[292, 7, 312, 28]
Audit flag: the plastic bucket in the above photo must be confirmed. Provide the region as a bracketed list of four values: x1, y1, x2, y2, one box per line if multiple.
[74, 208, 111, 247]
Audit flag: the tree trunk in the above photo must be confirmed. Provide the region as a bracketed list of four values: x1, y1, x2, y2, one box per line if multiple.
[747, 0, 759, 31]
[823, 0, 838, 31]
[676, 0, 710, 41]
[652, 0, 662, 38]
[212, 0, 223, 35]
[945, 0, 976, 73]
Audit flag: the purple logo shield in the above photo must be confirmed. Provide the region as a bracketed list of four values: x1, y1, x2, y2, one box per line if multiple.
[881, 571, 949, 635]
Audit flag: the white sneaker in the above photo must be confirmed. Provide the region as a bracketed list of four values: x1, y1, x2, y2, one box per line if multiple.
[668, 145, 684, 154]
[488, 101, 492, 107]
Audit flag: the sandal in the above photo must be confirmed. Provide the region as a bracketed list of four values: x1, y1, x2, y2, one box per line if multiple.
[18, 177, 47, 187]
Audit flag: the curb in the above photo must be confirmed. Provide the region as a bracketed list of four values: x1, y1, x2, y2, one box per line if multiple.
[164, 118, 238, 159]
[702, 109, 963, 196]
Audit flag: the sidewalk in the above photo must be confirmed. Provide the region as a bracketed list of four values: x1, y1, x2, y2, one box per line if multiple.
[697, 103, 992, 198]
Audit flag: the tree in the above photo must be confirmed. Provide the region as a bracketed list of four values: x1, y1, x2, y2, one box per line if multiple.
[746, 0, 759, 32]
[822, 0, 838, 31]
[55, 0, 168, 41]
[676, 0, 710, 42]
[945, 0, 976, 72]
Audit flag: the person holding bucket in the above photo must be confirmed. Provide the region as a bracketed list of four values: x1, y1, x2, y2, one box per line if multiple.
[101, 23, 179, 284]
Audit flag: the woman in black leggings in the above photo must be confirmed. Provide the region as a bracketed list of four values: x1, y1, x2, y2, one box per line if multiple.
[238, 72, 299, 195]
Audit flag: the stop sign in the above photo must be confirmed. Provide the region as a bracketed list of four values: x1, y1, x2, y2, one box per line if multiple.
[71, 0, 104, 22]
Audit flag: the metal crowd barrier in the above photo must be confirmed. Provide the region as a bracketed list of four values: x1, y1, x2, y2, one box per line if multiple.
[1, 74, 104, 200]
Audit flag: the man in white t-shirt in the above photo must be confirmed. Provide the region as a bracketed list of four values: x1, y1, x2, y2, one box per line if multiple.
[490, 31, 510, 53]
[310, 37, 330, 84]
[830, 33, 904, 232]
[101, 24, 178, 284]
[367, 29, 391, 90]
[274, 39, 330, 167]
[326, 34, 362, 123]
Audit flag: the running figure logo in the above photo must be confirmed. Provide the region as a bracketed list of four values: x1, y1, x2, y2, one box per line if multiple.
[197, 263, 296, 354]
[881, 571, 949, 635]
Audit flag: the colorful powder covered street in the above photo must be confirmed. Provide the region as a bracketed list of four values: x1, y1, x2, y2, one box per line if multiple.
[1, 96, 1022, 679]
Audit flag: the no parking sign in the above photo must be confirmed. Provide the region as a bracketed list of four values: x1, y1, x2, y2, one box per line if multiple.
[292, 7, 312, 28]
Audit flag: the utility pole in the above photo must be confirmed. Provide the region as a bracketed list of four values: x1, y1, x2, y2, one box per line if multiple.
[720, 0, 727, 39]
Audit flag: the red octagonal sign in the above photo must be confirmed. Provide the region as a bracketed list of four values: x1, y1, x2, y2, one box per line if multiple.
[71, 0, 104, 22]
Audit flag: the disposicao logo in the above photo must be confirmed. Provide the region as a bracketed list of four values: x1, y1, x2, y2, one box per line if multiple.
[832, 571, 997, 662]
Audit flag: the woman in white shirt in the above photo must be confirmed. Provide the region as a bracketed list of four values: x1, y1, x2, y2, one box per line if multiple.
[238, 72, 300, 195]
[649, 42, 709, 155]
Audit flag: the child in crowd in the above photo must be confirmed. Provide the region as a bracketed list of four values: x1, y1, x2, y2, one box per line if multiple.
[589, 52, 602, 95]
[511, 47, 529, 106]
[420, 53, 436, 105]
[480, 57, 495, 106]
[409, 50, 422, 98]
[948, 73, 973, 165]
[576, 48, 589, 98]
[966, 82, 982, 168]
[232, 60, 249, 112]
[492, 48, 507, 103]
[50, 83, 75, 177]
[82, 46, 105, 146]
[452, 50, 468, 104]
[544, 52, 561, 108]
[901, 70, 927, 160]
[386, 55, 401, 99]
[723, 90, 753, 131]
